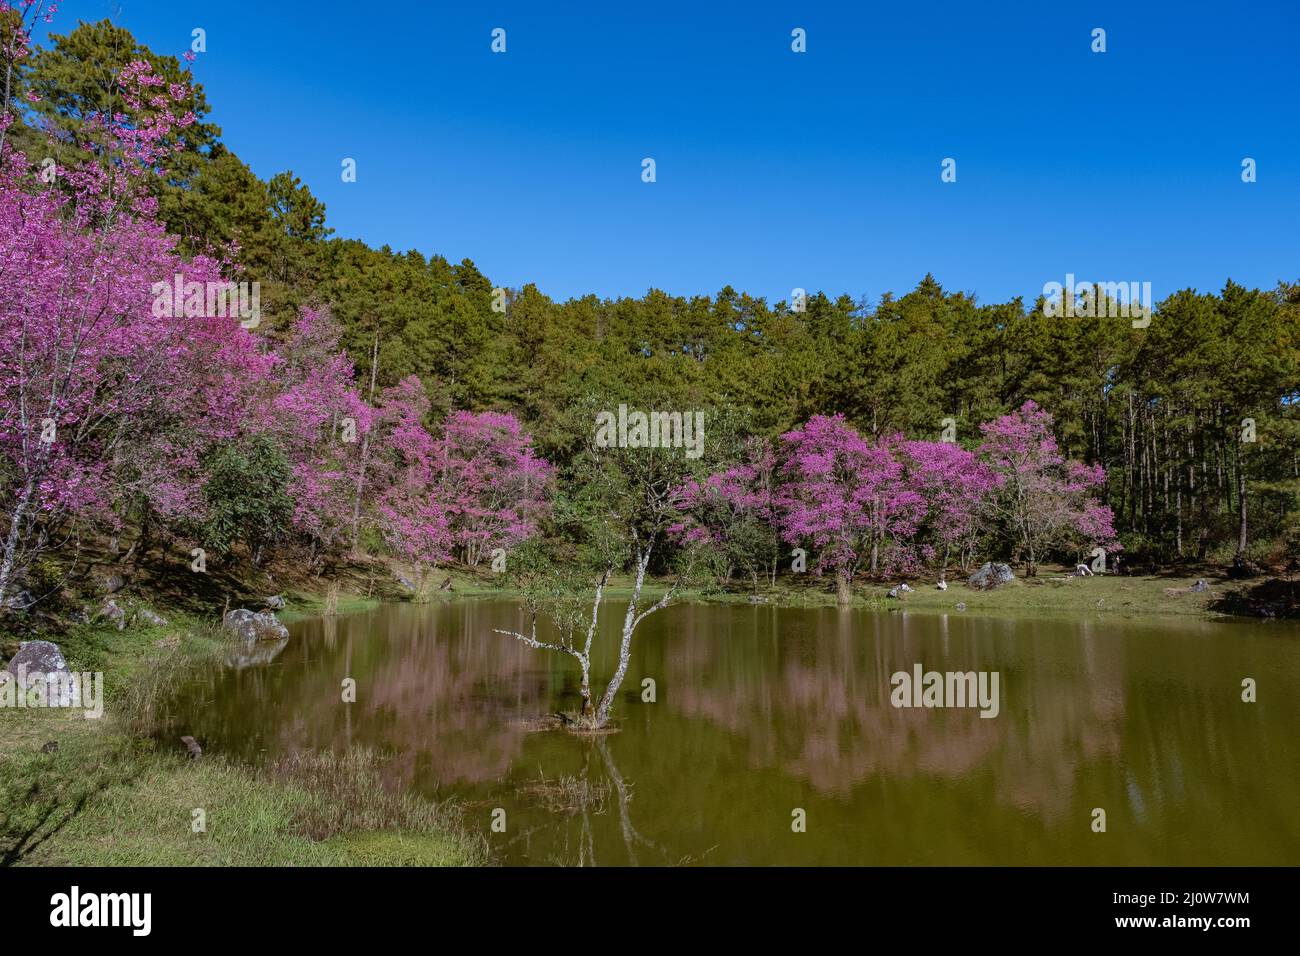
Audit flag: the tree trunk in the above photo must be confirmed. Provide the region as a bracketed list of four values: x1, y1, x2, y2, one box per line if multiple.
[595, 553, 659, 727]
[836, 569, 852, 606]
[1237, 449, 1248, 554]
[578, 659, 593, 718]
[0, 481, 32, 608]
[349, 331, 381, 551]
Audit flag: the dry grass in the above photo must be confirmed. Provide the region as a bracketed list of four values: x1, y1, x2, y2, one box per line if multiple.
[519, 772, 612, 815]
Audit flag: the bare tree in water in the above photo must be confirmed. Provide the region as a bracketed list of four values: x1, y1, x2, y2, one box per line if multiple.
[495, 408, 708, 729]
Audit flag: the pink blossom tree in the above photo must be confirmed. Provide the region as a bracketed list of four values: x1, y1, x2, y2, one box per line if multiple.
[776, 415, 924, 604]
[370, 376, 452, 591]
[432, 410, 552, 567]
[902, 440, 1000, 578]
[271, 308, 372, 564]
[671, 437, 781, 589]
[0, 49, 239, 603]
[977, 401, 1119, 575]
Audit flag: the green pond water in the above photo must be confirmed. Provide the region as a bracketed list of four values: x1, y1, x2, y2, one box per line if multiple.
[163, 599, 1300, 865]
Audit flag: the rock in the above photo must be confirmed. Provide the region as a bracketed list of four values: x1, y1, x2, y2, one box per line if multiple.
[41, 740, 58, 754]
[898, 583, 913, 593]
[1191, 578, 1209, 593]
[98, 572, 125, 594]
[955, 602, 967, 611]
[1073, 563, 1094, 576]
[264, 594, 286, 609]
[395, 574, 416, 592]
[134, 608, 168, 627]
[968, 562, 1015, 591]
[887, 588, 899, 598]
[0, 640, 71, 689]
[97, 599, 126, 630]
[3, 589, 35, 610]
[222, 608, 289, 642]
[936, 580, 948, 591]
[438, 576, 453, 592]
[180, 736, 202, 760]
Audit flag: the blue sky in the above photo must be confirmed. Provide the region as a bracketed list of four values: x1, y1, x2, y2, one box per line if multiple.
[37, 0, 1300, 306]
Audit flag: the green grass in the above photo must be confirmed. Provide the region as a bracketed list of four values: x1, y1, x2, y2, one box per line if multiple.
[401, 564, 1242, 620]
[0, 611, 485, 867]
[857, 572, 1223, 619]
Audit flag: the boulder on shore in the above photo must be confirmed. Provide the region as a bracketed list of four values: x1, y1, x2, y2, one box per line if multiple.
[264, 595, 286, 609]
[0, 640, 71, 689]
[222, 608, 289, 642]
[968, 562, 1015, 591]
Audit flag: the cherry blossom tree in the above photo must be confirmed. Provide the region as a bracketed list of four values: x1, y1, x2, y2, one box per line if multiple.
[0, 50, 228, 603]
[902, 440, 1000, 578]
[977, 401, 1119, 575]
[271, 308, 372, 564]
[370, 376, 451, 590]
[432, 410, 551, 567]
[671, 437, 781, 589]
[776, 415, 924, 604]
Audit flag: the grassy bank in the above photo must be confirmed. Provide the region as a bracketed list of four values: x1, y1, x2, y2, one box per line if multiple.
[0, 608, 485, 867]
[433, 562, 1283, 621]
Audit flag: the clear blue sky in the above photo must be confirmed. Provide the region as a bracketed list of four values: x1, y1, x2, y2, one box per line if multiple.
[38, 0, 1300, 306]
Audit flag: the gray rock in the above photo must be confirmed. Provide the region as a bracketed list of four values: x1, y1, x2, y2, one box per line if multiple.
[1191, 578, 1209, 593]
[98, 599, 126, 630]
[134, 608, 168, 627]
[955, 602, 968, 611]
[99, 572, 125, 594]
[222, 608, 289, 642]
[395, 574, 416, 592]
[3, 589, 35, 610]
[0, 640, 71, 689]
[264, 594, 286, 609]
[968, 562, 1015, 591]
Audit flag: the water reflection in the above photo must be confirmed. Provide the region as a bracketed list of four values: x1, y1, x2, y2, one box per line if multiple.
[162, 600, 1300, 865]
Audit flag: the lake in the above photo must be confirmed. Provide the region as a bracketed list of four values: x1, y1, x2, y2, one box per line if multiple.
[163, 599, 1300, 865]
